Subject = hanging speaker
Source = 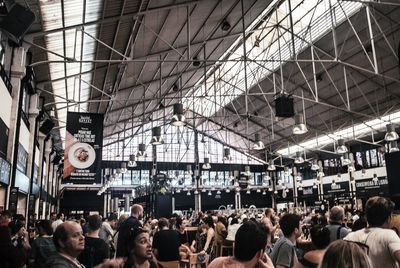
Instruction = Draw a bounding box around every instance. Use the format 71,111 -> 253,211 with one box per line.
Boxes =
0,0 -> 15,16
39,118 -> 54,135
274,93 -> 294,118
0,3 -> 35,45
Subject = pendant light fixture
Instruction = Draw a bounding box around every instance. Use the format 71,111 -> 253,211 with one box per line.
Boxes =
170,103 -> 186,126
311,159 -> 319,171
385,124 -> 399,141
171,81 -> 185,127
128,154 -> 137,167
202,157 -> 211,170
292,114 -> 308,135
361,168 -> 366,177
294,151 -> 305,164
185,165 -> 193,176
317,167 -> 324,178
267,159 -> 276,171
120,162 -> 127,174
284,166 -> 290,176
137,143 -> 147,158
389,140 -> 399,153
253,133 -> 265,150
336,138 -> 348,154
372,173 -> 379,183
244,165 -> 251,176
150,126 -> 164,145
223,148 -> 232,161
342,153 -> 351,166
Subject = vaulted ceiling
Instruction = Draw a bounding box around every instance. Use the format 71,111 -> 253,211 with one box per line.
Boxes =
26,0 -> 400,164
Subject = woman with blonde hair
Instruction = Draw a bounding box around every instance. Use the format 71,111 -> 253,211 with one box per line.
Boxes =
319,240 -> 372,268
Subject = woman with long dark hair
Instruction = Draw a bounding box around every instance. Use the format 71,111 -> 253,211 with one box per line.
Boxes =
123,227 -> 156,268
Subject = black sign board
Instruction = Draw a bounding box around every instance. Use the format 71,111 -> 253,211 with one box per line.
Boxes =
323,181 -> 350,199
9,187 -> 18,214
355,177 -> 389,197
276,189 -> 294,202
0,157 -> 10,185
38,199 -> 43,219
238,175 -> 249,189
28,194 -> 35,214
297,186 -> 318,202
64,112 -> 104,184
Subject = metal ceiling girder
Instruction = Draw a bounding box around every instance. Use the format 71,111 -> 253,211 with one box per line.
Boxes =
99,0 -> 141,116
27,0 -> 201,38
106,2 -> 255,134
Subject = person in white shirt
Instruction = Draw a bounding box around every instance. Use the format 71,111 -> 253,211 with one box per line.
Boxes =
344,196 -> 400,268
226,217 -> 241,242
51,213 -> 64,232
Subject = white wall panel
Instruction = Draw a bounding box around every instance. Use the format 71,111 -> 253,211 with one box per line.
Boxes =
0,79 -> 12,128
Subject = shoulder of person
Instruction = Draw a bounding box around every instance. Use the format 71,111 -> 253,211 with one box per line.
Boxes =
208,256 -> 230,268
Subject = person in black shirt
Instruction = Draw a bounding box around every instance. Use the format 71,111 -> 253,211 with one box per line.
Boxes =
78,215 -> 110,268
29,220 -> 57,268
0,226 -> 26,268
152,218 -> 180,262
176,217 -> 188,245
116,204 -> 143,258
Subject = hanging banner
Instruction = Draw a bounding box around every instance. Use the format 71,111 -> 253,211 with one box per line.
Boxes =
63,112 -> 103,184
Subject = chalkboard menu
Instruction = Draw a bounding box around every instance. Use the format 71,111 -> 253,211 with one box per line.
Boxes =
0,157 -> 10,185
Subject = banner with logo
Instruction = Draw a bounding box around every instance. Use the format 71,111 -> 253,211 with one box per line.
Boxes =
323,181 -> 350,199
355,177 -> 389,197
63,112 -> 103,184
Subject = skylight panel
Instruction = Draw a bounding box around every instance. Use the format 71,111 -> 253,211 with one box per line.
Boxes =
184,0 -> 361,118
39,0 -> 102,145
277,110 -> 400,156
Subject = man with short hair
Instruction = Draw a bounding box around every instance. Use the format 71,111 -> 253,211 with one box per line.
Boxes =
78,215 -> 110,268
46,221 -> 123,268
208,221 -> 273,268
345,196 -> 400,268
46,221 -> 86,267
270,213 -> 302,268
115,204 -> 143,257
326,206 -> 350,243
152,218 -> 180,262
52,213 -> 65,232
0,210 -> 12,227
99,213 -> 117,253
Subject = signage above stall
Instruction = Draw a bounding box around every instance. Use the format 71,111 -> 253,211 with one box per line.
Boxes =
323,181 -> 350,199
238,175 -> 249,189
297,186 -> 318,201
355,177 -> 389,197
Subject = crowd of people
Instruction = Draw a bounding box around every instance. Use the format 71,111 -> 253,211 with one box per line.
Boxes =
1,195 -> 400,268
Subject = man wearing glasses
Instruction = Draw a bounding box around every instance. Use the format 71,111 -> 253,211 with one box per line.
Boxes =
344,196 -> 400,268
